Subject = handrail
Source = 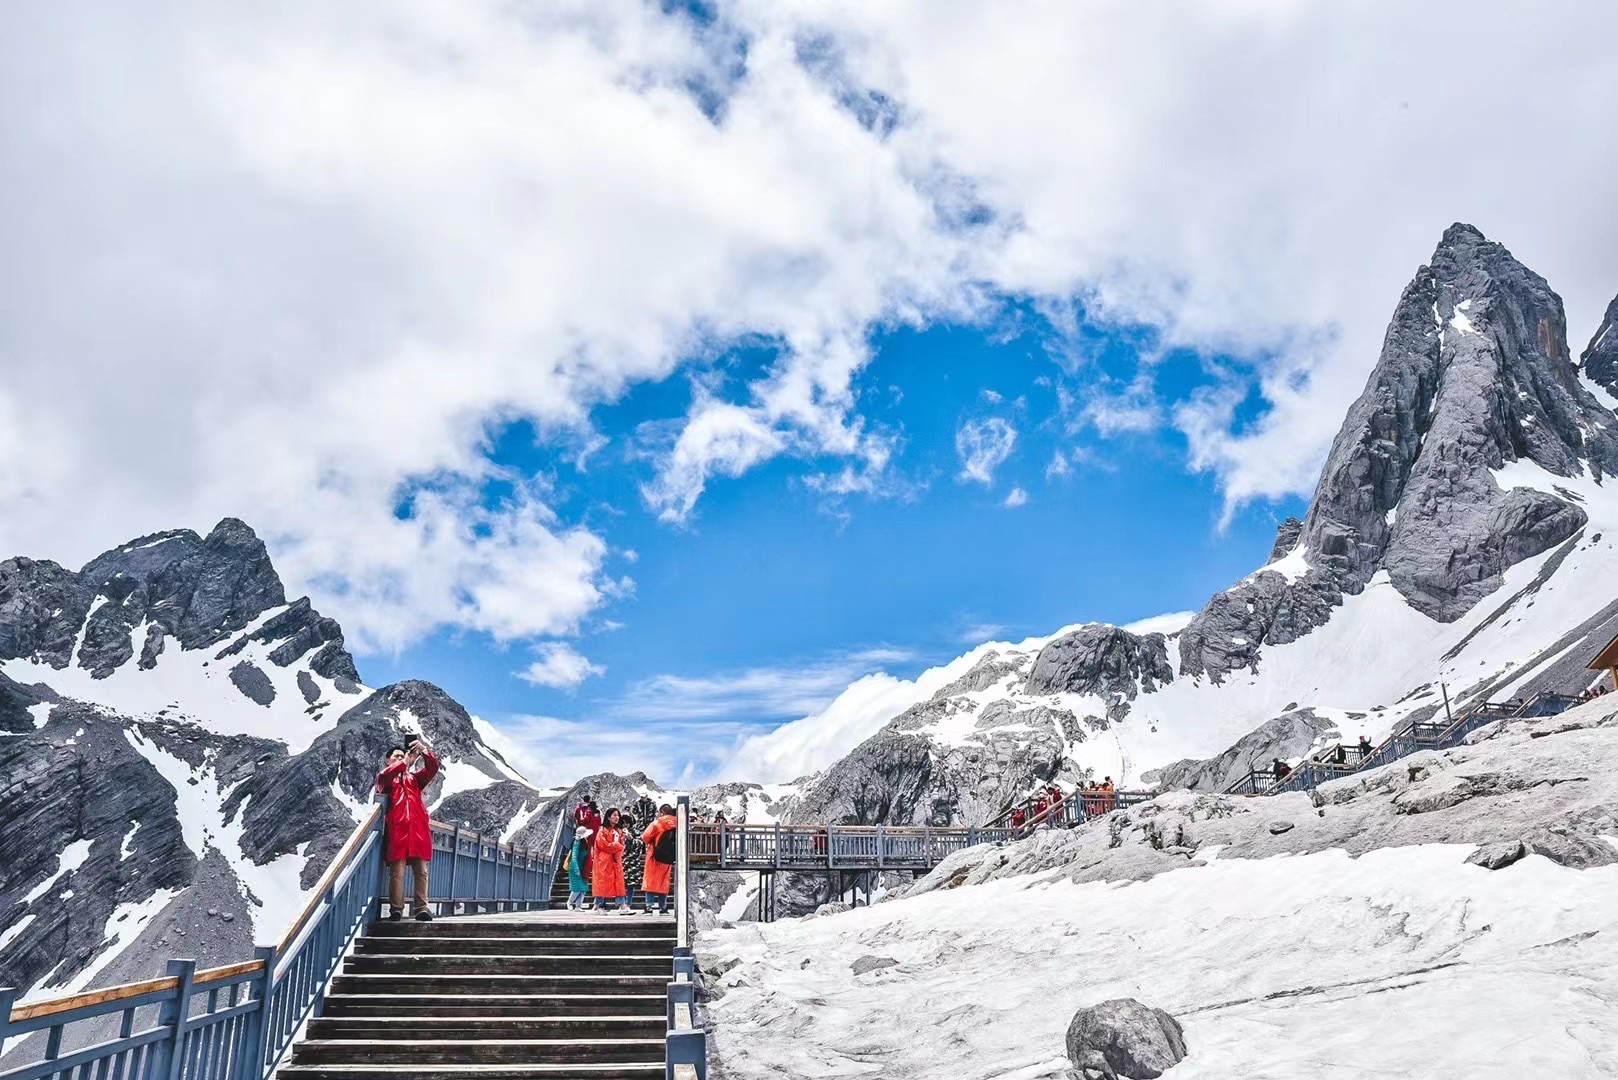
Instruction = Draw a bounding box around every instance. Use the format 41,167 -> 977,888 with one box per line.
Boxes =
666,794 -> 705,1080
4,772 -> 568,1080
278,803 -> 384,952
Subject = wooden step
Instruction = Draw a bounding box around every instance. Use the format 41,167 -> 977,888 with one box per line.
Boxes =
355,936 -> 674,957
307,1017 -> 664,1041
291,1038 -> 665,1065
331,974 -> 671,995
343,955 -> 670,976
366,921 -> 673,940
321,994 -> 666,1018
278,1065 -> 662,1079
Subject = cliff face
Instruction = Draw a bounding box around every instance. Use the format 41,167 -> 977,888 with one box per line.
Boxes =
0,521 -> 542,1003
784,225 -> 1618,864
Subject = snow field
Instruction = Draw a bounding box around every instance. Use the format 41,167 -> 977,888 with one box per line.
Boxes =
702,844 -> 1618,1079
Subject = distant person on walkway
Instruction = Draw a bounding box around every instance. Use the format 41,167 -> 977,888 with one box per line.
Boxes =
1357,735 -> 1373,759
1010,807 -> 1026,829
566,826 -> 592,910
592,808 -> 630,912
1331,745 -> 1347,765
1099,777 -> 1116,812
641,804 -> 679,914
375,738 -> 439,922
714,809 -> 729,825
635,793 -> 657,823
1272,758 -> 1291,780
1033,794 -> 1050,825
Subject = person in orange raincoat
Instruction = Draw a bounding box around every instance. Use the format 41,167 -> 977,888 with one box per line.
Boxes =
640,805 -> 679,915
591,808 -> 629,912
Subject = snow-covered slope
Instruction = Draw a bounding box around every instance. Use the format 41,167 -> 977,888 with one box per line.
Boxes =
0,520 -> 554,1004
783,225 -> 1618,836
700,699 -> 1618,1078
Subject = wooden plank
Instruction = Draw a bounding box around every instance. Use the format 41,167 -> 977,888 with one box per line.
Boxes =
280,803 -> 382,951
9,975 -> 180,1023
193,959 -> 265,986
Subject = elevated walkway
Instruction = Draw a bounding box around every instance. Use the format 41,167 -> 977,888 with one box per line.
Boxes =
1223,691 -> 1582,797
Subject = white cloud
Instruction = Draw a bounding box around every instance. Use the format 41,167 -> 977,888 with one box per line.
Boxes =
1045,450 -> 1072,480
956,417 -> 1018,485
517,642 -> 606,690
612,647 -> 915,722
6,0 -> 1618,658
1121,610 -> 1197,637
1004,486 -> 1029,508
958,621 -> 1009,643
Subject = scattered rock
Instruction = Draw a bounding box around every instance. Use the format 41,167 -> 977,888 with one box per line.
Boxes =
1065,998 -> 1187,1079
850,955 -> 899,976
1466,840 -> 1528,870
1268,821 -> 1295,835
809,902 -> 851,919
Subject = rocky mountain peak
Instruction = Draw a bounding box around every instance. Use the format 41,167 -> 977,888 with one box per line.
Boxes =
1580,293 -> 1618,400
1299,222 -> 1616,620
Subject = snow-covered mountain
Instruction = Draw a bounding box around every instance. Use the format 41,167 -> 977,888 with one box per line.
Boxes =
786,224 -> 1618,830
699,698 -> 1618,1078
0,520 -> 556,1004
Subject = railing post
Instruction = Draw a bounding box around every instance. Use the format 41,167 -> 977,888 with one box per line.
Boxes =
875,825 -> 885,869
473,831 -> 485,913
445,824 -> 461,916
675,796 -> 691,949
827,826 -> 837,870
154,958 -> 196,1080
772,822 -> 781,870
0,987 -> 16,1059
506,844 -> 516,911
240,944 -> 276,1080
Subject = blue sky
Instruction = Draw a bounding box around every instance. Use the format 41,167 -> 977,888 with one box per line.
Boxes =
362,305 -> 1307,783
5,3 -> 1615,789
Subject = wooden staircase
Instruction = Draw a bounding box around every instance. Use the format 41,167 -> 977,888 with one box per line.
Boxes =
277,914 -> 674,1078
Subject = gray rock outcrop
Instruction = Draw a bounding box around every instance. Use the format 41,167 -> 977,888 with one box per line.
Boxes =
1025,626 -> 1174,702
1578,293 -> 1618,400
1144,707 -> 1341,792
1178,225 -> 1618,683
1065,998 -> 1187,1079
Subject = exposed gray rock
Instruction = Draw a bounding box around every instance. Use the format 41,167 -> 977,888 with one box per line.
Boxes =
0,557 -> 94,668
296,670 -> 321,705
932,651 -> 1025,698
1178,225 -> 1618,684
1025,625 -> 1173,701
137,624 -> 166,670
1579,292 -> 1618,400
1144,706 -> 1340,792
809,902 -> 851,919
1268,516 -> 1304,562
1302,224 -> 1616,620
1466,840 -> 1528,869
1268,820 -> 1295,835
1065,998 -> 1187,1079
850,955 -> 899,975
228,661 -> 276,707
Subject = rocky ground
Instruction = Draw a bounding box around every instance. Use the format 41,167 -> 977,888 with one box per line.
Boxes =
696,697 -> 1618,1079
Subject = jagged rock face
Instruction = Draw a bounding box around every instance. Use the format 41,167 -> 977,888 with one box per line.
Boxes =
0,558 -> 95,669
0,705 -> 197,997
1176,569 -> 1342,683
1177,225 -> 1618,684
1142,707 -> 1340,792
0,520 -> 542,1002
1581,294 -> 1618,399
1303,224 -> 1616,619
81,520 -> 288,651
1267,517 -> 1304,563
1024,627 -> 1173,702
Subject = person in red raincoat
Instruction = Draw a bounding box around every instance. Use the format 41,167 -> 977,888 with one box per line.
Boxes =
573,796 -> 601,879
640,805 -> 678,915
375,738 -> 440,921
591,808 -> 628,912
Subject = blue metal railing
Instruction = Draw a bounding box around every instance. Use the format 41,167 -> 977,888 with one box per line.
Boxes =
666,795 -> 706,1080
1221,690 -> 1582,798
688,823 -> 1025,870
1,798 -> 566,1080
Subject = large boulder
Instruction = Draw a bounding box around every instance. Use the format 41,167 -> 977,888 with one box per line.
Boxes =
1065,998 -> 1187,1079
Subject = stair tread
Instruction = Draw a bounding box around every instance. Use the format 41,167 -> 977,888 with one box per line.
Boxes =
298,1039 -> 666,1046
279,1067 -> 663,1075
